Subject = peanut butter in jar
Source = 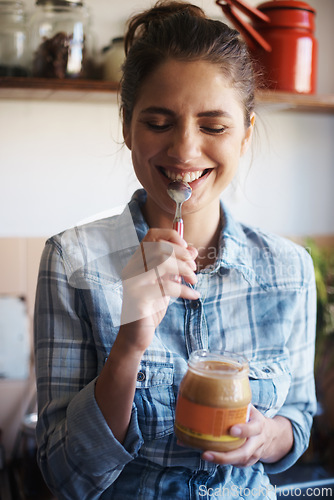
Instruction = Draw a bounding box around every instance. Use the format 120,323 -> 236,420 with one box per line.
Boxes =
175,350 -> 251,452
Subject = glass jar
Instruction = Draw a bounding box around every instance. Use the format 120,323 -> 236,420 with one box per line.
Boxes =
28,0 -> 94,78
0,0 -> 28,76
102,36 -> 125,82
175,350 -> 252,452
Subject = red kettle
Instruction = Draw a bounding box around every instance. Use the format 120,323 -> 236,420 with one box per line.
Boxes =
216,0 -> 318,94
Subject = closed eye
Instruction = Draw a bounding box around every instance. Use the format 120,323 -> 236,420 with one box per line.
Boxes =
201,126 -> 225,135
145,122 -> 172,132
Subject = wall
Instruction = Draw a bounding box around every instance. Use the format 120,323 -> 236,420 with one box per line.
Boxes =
0,0 -> 334,459
0,0 -> 333,238
0,238 -> 45,459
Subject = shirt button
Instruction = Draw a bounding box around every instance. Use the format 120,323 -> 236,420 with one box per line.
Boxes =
191,300 -> 200,309
262,367 -> 271,373
137,371 -> 146,382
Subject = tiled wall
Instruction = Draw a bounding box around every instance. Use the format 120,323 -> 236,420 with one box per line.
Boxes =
0,237 -> 46,459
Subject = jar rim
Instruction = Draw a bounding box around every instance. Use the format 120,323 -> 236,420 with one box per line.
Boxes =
188,349 -> 249,377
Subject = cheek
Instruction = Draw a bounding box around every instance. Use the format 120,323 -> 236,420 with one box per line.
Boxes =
131,140 -> 148,169
131,150 -> 144,179
132,134 -> 160,161
217,141 -> 242,169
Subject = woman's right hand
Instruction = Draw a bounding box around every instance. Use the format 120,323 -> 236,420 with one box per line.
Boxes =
96,228 -> 199,442
119,228 -> 200,353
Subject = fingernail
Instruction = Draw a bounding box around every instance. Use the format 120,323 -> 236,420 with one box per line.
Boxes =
203,453 -> 215,462
187,246 -> 198,258
189,260 -> 197,271
230,426 -> 241,437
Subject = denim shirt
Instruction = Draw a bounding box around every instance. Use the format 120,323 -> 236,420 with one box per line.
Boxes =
34,189 -> 317,500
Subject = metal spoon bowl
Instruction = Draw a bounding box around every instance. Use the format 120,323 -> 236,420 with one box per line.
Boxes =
167,180 -> 192,206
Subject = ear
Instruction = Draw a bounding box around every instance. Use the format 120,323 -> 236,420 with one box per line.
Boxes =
241,112 -> 255,156
122,117 -> 132,150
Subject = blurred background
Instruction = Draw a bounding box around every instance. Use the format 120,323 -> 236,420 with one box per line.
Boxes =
0,0 -> 333,498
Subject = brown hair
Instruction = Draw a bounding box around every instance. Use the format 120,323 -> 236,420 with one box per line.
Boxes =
121,1 -> 256,127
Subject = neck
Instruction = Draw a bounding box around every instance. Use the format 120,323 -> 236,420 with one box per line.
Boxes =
183,210 -> 222,270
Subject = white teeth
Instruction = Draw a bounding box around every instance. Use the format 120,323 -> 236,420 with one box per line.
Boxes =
163,169 -> 204,182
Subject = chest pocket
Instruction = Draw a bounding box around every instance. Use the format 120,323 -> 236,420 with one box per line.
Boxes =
249,357 -> 291,418
134,360 -> 175,441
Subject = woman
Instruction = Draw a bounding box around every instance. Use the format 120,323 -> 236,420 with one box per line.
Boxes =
34,2 -> 317,499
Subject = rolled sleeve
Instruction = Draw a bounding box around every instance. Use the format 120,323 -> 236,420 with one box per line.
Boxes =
66,378 -> 143,474
34,239 -> 144,499
263,405 -> 314,474
37,379 -> 143,500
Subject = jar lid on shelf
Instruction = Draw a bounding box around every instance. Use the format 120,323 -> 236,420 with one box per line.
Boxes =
35,0 -> 83,6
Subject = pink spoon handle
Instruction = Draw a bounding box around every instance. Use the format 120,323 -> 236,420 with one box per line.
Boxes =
173,219 -> 184,238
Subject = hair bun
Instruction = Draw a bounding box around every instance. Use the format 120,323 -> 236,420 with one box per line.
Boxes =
125,1 -> 205,54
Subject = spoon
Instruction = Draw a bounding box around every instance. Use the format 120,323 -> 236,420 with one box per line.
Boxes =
167,180 -> 192,238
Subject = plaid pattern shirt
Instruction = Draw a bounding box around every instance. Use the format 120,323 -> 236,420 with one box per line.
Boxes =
34,189 -> 317,500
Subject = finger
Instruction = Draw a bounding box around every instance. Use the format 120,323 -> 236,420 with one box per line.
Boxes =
159,275 -> 200,300
123,269 -> 199,302
229,406 -> 263,439
143,229 -> 199,267
143,228 -> 188,247
201,446 -> 246,466
229,420 -> 262,440
167,261 -> 197,285
141,241 -> 197,275
186,245 -> 198,260
201,439 -> 261,467
142,245 -> 198,285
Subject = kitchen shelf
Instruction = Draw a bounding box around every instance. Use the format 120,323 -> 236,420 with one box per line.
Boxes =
0,77 -> 119,102
257,90 -> 334,113
1,76 -> 334,112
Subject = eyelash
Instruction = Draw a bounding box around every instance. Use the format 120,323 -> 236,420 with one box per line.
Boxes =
202,126 -> 225,135
145,122 -> 225,135
146,123 -> 170,131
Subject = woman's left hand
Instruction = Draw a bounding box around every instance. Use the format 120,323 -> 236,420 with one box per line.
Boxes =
201,405 -> 293,467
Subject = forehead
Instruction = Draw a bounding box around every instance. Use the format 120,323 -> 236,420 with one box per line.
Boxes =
134,59 -> 244,118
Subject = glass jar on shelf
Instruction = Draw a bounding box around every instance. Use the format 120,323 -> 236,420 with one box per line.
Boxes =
28,0 -> 95,79
102,36 -> 125,82
0,0 -> 28,76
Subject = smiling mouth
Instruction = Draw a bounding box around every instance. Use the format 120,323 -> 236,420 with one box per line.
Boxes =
160,167 -> 211,183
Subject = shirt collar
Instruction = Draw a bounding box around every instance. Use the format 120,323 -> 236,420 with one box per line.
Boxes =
127,189 -> 257,285
217,203 -> 257,285
128,189 -> 150,242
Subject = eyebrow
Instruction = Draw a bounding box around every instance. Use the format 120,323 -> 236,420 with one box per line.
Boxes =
140,106 -> 232,119
198,110 -> 232,119
140,107 -> 175,117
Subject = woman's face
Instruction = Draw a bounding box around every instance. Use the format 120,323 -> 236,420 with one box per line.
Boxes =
123,59 -> 254,222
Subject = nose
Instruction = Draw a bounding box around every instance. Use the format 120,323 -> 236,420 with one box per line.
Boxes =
167,125 -> 201,163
